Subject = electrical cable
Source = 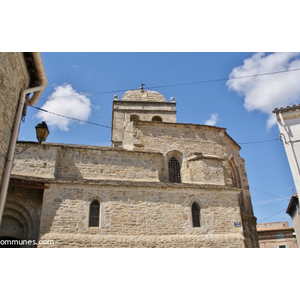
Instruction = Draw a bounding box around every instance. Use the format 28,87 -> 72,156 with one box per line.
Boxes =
257,209 -> 287,223
239,138 -> 280,145
32,107 -> 111,129
30,106 -> 280,145
251,187 -> 290,201
37,67 -> 300,100
252,187 -> 292,223
27,107 -> 292,224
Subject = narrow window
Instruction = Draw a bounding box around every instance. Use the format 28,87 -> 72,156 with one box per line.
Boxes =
89,200 -> 100,227
152,116 -> 162,122
168,157 -> 181,183
192,202 -> 201,227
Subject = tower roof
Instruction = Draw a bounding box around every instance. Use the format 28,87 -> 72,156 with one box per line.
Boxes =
121,89 -> 167,102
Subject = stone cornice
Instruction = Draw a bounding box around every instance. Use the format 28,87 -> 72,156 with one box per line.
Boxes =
10,174 -> 241,192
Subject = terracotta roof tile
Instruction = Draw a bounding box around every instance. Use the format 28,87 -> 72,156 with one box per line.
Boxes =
257,227 -> 294,232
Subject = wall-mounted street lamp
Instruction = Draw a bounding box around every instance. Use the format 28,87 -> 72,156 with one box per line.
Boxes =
35,121 -> 49,144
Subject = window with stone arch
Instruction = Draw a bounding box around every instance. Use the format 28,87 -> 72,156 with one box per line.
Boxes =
89,200 -> 100,227
152,116 -> 162,122
168,157 -> 181,183
191,202 -> 201,227
130,114 -> 140,123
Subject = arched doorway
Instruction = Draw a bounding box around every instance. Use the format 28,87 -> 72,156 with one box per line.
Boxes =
0,215 -> 25,248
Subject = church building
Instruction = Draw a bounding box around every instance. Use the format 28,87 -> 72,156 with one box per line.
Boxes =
0,86 -> 259,247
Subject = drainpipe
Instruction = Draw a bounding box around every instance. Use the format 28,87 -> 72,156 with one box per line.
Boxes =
26,53 -> 47,106
0,53 -> 47,226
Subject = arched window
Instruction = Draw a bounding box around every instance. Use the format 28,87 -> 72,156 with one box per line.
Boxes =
130,114 -> 140,123
192,202 -> 200,227
152,116 -> 162,122
89,200 -> 100,227
168,157 -> 181,183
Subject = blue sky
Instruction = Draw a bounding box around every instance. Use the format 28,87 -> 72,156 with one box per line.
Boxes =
19,52 -> 300,226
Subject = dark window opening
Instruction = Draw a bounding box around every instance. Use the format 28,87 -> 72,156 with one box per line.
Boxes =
130,115 -> 140,123
89,200 -> 100,227
152,116 -> 162,122
168,157 -> 181,183
192,202 -> 201,227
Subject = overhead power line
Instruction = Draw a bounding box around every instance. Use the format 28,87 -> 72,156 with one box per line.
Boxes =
257,209 -> 287,223
148,67 -> 300,90
32,107 -> 111,129
239,138 -> 280,145
30,106 -> 280,145
38,67 -> 300,100
251,187 -> 290,201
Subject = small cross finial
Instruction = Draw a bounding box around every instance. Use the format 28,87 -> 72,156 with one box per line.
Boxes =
140,83 -> 145,91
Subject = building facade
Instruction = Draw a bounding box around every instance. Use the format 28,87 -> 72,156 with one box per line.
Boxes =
273,105 -> 300,246
1,88 -> 259,247
0,52 -> 47,229
286,194 -> 300,246
257,222 -> 298,248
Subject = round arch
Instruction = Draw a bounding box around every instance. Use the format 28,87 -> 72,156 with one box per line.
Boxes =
152,116 -> 162,122
130,114 -> 140,123
187,198 -> 204,228
164,150 -> 183,183
87,197 -> 102,228
0,198 -> 41,244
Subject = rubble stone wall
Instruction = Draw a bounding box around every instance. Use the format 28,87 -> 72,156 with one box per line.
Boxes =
38,181 -> 245,248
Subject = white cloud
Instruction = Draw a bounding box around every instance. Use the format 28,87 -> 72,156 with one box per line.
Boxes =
36,84 -> 91,131
227,52 -> 300,129
205,113 -> 219,126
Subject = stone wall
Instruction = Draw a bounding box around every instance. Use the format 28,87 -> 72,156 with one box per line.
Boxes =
12,142 -> 165,182
123,121 -> 241,186
112,99 -> 177,146
13,143 -> 58,179
123,120 -> 258,246
12,141 -> 234,186
38,181 -> 245,248
10,127 -> 259,247
7,91 -> 260,247
0,53 -> 29,187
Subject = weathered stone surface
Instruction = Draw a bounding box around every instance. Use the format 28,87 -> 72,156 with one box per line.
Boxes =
112,90 -> 177,146
0,53 -> 29,186
5,87 -> 259,248
38,233 -> 245,248
38,182 -> 243,238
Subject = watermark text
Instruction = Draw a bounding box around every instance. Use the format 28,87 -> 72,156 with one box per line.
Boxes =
0,239 -> 54,247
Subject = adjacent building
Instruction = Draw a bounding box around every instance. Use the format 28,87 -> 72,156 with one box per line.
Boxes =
257,221 -> 298,248
0,52 -> 47,228
286,194 -> 300,244
273,105 -> 300,246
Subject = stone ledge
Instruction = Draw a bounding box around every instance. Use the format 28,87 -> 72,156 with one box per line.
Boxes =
16,141 -> 162,154
10,174 -> 241,192
38,232 -> 245,248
